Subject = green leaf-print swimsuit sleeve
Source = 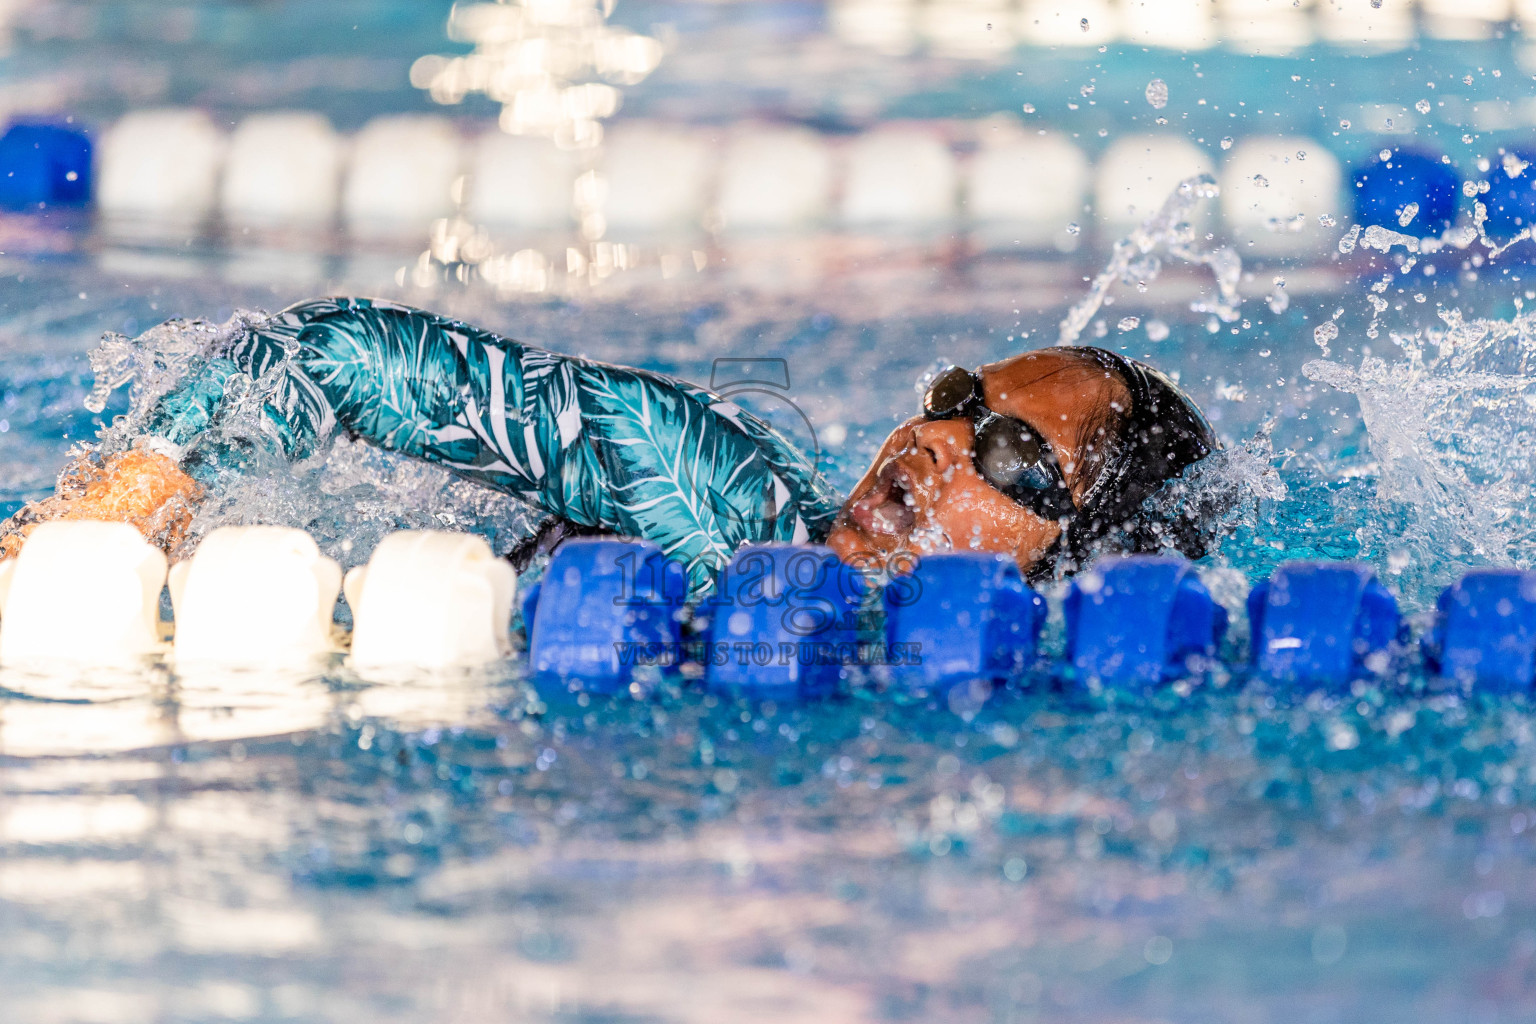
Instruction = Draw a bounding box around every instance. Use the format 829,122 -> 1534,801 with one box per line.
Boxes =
147,297 -> 842,594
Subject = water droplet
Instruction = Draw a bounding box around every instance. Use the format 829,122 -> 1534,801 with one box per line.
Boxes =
1080,83 -> 1095,97
1117,316 -> 1141,332
1464,74 -> 1475,85
1253,174 -> 1270,188
1080,16 -> 1089,30
1267,276 -> 1289,314
1145,935 -> 1174,964
1066,222 -> 1080,235
1145,79 -> 1168,109
1022,103 -> 1036,114
1319,213 -> 1336,227
1220,136 -> 1234,150
1339,119 -> 1351,130
1379,148 -> 1393,162
1397,202 -> 1419,228
1416,98 -> 1431,114
1370,0 -> 1383,7
1314,320 -> 1339,355
1146,319 -> 1170,342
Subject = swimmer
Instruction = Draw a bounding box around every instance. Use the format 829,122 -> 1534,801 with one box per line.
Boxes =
0,298 -> 1216,593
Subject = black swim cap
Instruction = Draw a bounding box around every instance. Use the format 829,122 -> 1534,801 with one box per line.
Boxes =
1046,347 -> 1218,574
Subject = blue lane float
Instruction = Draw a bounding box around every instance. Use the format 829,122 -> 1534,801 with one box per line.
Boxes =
1350,146 -> 1459,234
1482,148 -> 1536,239
1426,568 -> 1536,690
524,538 -> 688,694
697,544 -> 866,698
1064,556 -> 1227,687
0,121 -> 92,211
882,552 -> 1044,690
1249,562 -> 1401,687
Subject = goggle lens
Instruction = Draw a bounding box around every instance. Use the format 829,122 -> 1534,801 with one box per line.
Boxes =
921,365 -> 1076,520
922,365 -> 980,420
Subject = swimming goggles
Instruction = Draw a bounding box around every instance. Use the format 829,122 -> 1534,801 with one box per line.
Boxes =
921,365 -> 1077,521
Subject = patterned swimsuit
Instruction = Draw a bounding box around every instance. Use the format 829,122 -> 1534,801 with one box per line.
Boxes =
144,297 -> 842,594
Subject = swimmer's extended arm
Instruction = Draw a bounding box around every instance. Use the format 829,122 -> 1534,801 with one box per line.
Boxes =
140,298 -> 840,591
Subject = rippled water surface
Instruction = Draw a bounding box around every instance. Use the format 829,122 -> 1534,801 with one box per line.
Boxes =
10,2 -> 1536,1010
0,239 -> 1535,1022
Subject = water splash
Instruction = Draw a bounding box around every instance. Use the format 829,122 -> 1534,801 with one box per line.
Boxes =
1304,306 -> 1536,595
1145,425 -> 1287,563
1057,175 -> 1240,347
85,315 -> 540,568
1313,319 -> 1338,356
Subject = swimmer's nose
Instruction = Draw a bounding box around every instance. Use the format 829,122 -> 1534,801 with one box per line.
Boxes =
910,419 -> 971,475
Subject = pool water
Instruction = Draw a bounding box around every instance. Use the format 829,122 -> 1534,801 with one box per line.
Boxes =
0,240 -> 1530,1022
8,2 -> 1536,1021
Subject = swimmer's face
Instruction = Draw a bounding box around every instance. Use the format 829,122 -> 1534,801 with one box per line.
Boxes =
827,349 -> 1129,575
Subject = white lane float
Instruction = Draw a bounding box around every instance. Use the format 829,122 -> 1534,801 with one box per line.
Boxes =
598,122 -> 714,236
1219,0 -> 1317,55
1016,0 -> 1117,45
1420,0 -> 1509,40
465,132 -> 578,235
967,128 -> 1090,251
344,531 -> 515,670
1094,135 -> 1216,239
839,127 -> 957,231
1120,0 -> 1217,48
1219,136 -> 1343,257
920,0 -> 1015,57
221,112 -> 347,231
1317,0 -> 1414,51
0,521 -> 167,667
96,108 -> 227,237
716,126 -> 834,234
168,526 -> 342,667
342,115 -> 462,240
828,0 -> 919,55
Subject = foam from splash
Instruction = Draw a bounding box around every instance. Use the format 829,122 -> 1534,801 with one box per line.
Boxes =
84,313 -> 541,568
1303,305 -> 1536,592
1141,424 -> 1287,561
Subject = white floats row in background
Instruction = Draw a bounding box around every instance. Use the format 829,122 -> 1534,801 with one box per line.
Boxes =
0,522 -> 515,671
95,108 -> 1343,256
834,0 -> 1536,59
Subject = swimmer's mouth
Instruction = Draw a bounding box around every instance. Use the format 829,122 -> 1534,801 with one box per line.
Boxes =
848,461 -> 917,537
